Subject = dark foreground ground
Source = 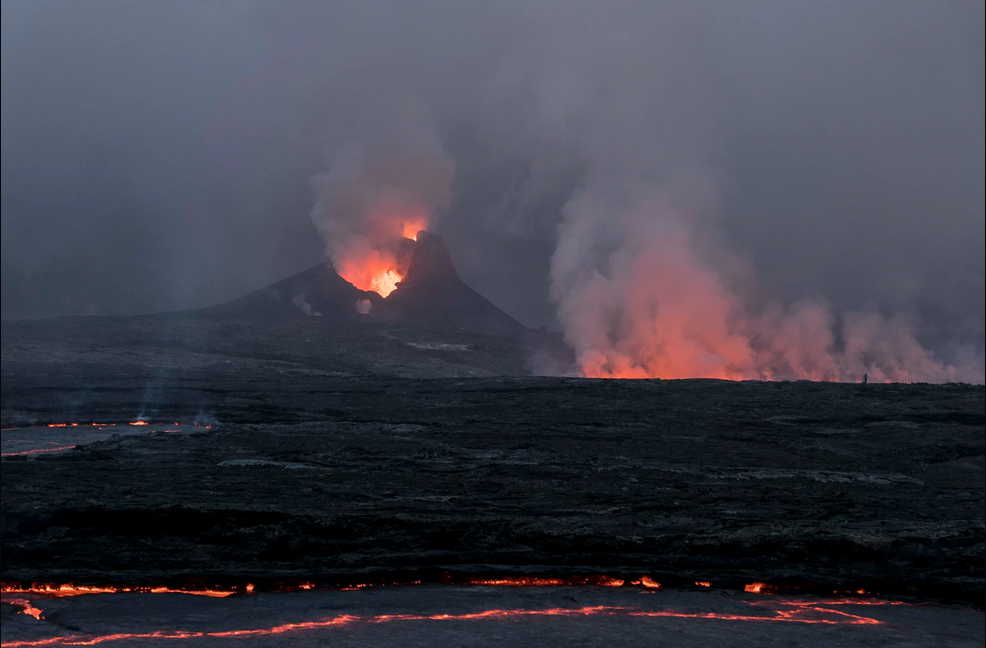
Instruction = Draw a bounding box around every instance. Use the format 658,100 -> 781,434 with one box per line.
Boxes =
3,586 -> 983,648
2,373 -> 983,604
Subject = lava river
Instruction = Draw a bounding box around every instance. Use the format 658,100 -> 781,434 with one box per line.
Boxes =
3,583 -> 981,648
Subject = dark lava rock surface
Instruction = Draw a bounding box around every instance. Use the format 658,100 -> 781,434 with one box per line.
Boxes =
2,377 -> 983,602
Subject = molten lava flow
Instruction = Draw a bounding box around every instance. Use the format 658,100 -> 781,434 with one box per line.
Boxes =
336,250 -> 407,298
467,578 -> 567,587
1,584 -> 235,598
370,269 -> 403,297
597,577 -> 625,587
5,599 -> 43,620
1,445 -> 77,457
0,599 -> 900,646
464,575 -> 630,588
695,581 -> 711,588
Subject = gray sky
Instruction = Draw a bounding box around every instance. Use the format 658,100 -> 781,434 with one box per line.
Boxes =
2,0 -> 983,367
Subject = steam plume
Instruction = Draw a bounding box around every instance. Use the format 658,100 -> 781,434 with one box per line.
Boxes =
551,184 -> 978,382
310,102 -> 453,296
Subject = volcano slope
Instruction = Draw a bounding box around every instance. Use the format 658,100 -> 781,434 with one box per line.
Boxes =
1,374 -> 983,602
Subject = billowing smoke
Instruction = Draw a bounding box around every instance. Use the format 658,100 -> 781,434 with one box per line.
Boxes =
3,1 -> 982,382
534,3 -> 983,383
552,185 -> 976,381
309,102 -> 453,296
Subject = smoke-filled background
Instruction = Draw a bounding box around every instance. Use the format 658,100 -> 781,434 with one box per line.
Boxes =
2,1 -> 983,381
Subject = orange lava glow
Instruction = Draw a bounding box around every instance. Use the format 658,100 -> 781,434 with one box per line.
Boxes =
632,577 -> 661,589
5,599 -> 43,620
34,422 -> 211,430
333,206 -> 429,298
628,601 -> 882,626
467,578 -> 568,587
0,599 -> 897,647
695,581 -> 712,588
336,250 -> 408,298
1,445 -> 77,457
597,577 -> 626,587
464,575 -> 633,588
1,585 -> 234,598
744,582 -> 775,594
401,215 -> 428,241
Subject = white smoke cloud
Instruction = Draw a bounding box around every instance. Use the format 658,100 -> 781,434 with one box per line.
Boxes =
551,183 -> 980,382
309,100 -> 453,294
522,3 -> 984,383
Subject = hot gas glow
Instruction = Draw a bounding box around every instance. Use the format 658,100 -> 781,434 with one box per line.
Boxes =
401,215 -> 427,241
332,206 -> 429,298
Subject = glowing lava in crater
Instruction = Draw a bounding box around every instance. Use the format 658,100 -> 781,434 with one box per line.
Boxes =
334,214 -> 428,298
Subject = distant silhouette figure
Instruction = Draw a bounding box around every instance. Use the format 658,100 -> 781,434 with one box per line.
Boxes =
863,372 -> 868,384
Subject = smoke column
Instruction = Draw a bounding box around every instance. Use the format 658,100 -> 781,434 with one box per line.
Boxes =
309,101 -> 453,296
534,4 -> 981,383
552,185 -> 975,381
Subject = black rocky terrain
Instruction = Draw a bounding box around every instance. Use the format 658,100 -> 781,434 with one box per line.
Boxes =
1,234 -> 983,606
2,376 -> 983,603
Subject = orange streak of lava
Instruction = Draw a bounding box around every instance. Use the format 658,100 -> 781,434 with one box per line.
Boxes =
2,585 -> 234,598
0,601 -> 892,647
1,445 -> 77,457
467,578 -> 568,587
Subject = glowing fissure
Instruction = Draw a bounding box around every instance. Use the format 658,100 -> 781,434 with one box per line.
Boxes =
0,579 -> 869,601
0,599 -> 901,646
2,445 -> 77,457
37,422 -> 211,430
2,585 -> 237,598
1,422 -> 212,458
465,576 -> 630,588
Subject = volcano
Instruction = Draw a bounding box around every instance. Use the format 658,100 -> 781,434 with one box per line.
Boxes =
208,232 -> 525,337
